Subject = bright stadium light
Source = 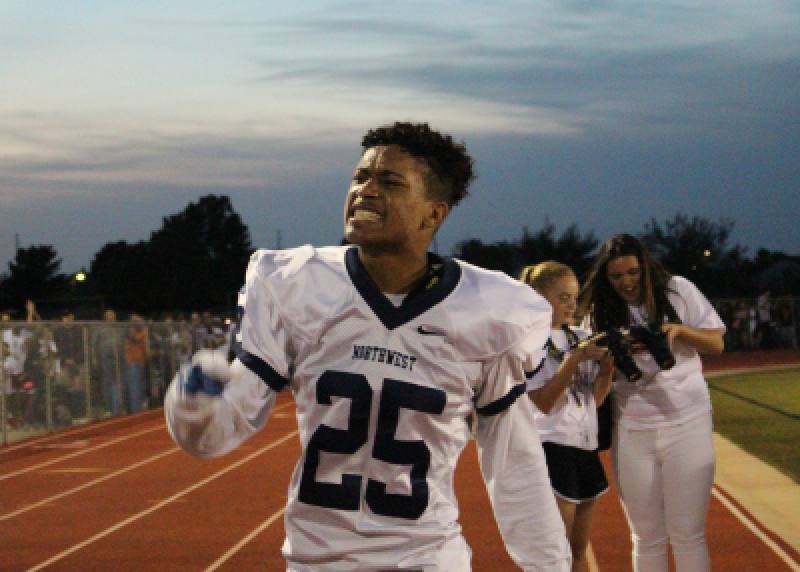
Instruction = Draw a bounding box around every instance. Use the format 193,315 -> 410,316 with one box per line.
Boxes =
74,271 -> 87,282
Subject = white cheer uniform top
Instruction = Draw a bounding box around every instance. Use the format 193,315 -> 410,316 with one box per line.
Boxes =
165,245 -> 571,572
526,326 -> 601,450
613,275 -> 726,429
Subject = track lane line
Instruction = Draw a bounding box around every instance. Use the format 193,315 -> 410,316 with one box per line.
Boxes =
0,447 -> 179,521
0,410 -> 163,455
205,508 -> 286,571
587,542 -> 599,572
2,401 -> 296,481
26,429 -> 299,571
0,423 -> 166,481
711,485 -> 800,572
3,402 -> 298,520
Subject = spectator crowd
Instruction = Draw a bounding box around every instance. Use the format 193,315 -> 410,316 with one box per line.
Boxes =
0,293 -> 796,442
715,290 -> 799,351
1,302 -> 233,437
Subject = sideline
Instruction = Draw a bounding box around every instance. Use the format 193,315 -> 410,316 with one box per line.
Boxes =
713,433 -> 800,560
706,363 -> 800,378
708,360 -> 800,565
709,382 -> 798,419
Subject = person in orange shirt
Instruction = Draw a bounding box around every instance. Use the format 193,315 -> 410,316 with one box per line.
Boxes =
124,313 -> 149,413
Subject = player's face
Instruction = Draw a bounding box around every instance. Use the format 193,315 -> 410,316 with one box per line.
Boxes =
542,275 -> 579,328
344,145 -> 446,253
606,255 -> 643,305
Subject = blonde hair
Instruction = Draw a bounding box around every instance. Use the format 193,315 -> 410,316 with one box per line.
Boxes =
519,261 -> 576,296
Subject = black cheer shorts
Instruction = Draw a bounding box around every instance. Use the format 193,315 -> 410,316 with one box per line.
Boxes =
542,441 -> 609,503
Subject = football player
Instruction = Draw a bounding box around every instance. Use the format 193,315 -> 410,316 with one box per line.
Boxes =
165,121 -> 571,571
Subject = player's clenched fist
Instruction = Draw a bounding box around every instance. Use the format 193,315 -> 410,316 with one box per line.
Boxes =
182,349 -> 231,396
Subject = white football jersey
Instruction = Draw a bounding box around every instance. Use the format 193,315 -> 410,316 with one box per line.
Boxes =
526,327 -> 601,450
166,245 -> 571,571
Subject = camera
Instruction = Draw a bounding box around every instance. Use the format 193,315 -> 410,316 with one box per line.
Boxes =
596,328 -> 642,382
628,322 -> 676,371
596,322 -> 675,382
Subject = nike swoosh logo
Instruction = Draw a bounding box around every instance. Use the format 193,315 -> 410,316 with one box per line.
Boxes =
417,326 -> 446,336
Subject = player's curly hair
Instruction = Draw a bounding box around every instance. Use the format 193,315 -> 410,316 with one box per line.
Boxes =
361,121 -> 475,208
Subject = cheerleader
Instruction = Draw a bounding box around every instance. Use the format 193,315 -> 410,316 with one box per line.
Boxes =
521,262 -> 614,572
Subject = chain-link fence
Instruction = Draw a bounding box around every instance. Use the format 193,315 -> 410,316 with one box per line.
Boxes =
2,296 -> 797,446
0,319 -> 227,445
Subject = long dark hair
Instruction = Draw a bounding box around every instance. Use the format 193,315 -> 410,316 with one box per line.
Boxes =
578,234 -> 673,331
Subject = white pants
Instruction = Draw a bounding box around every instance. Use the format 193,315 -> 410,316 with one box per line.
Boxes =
612,412 -> 715,572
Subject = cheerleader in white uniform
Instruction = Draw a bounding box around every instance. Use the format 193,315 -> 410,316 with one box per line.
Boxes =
578,234 -> 725,572
521,262 -> 614,572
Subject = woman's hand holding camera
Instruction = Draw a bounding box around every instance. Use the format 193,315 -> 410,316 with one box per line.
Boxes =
571,337 -> 610,363
660,322 -> 725,355
660,323 -> 686,350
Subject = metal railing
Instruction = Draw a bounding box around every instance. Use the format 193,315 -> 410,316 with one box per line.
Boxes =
2,296 -> 797,445
1,320 -> 226,445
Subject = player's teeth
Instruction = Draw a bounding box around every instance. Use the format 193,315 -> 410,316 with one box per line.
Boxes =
353,210 -> 381,221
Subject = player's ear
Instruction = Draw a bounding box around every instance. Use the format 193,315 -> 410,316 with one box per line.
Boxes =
423,201 -> 449,232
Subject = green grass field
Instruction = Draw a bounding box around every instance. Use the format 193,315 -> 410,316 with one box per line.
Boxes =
709,367 -> 800,483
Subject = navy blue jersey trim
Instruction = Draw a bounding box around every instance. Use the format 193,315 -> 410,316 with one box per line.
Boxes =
476,382 -> 527,417
227,304 -> 245,363
345,247 -> 462,331
525,356 -> 546,379
236,349 -> 289,392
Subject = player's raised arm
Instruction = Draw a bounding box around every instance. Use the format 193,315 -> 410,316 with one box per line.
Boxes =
475,381 -> 571,570
165,249 -> 292,458
474,300 -> 572,571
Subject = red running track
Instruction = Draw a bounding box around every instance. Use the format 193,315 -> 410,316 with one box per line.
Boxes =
1,356 -> 798,571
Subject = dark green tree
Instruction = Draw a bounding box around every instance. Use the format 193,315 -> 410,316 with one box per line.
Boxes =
517,223 -> 598,280
146,194 -> 252,312
452,238 -> 519,275
453,223 -> 598,280
0,271 -> 8,312
89,240 -> 150,312
0,245 -> 69,311
640,213 -> 750,296
88,195 -> 253,314
751,249 -> 800,296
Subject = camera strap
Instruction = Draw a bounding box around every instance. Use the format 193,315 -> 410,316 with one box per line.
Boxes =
546,325 -> 585,407
664,300 -> 681,324
546,325 -> 580,359
545,338 -> 564,361
544,325 -> 581,363
561,324 -> 581,347
656,292 -> 682,325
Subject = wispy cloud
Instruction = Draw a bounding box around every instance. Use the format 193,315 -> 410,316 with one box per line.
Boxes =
1,0 -> 799,270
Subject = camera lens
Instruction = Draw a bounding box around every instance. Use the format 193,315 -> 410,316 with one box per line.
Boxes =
630,324 -> 676,371
603,328 -> 642,382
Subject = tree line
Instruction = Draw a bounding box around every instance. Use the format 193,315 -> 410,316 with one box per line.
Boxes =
1,194 -> 798,318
